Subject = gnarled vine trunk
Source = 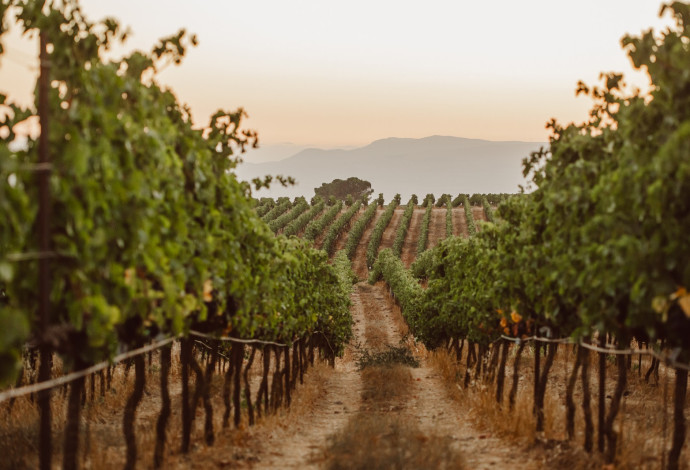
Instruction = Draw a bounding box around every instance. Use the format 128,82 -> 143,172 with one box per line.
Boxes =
123,353 -> 146,470
668,368 -> 688,470
581,346 -> 594,452
508,341 -> 525,410
604,352 -> 627,463
566,345 -> 584,439
154,344 -> 172,468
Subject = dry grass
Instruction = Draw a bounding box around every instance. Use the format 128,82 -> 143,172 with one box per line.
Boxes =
361,365 -> 413,404
325,338 -> 465,470
326,413 -> 464,470
0,346 -> 334,469
428,343 -> 690,470
164,360 -> 335,469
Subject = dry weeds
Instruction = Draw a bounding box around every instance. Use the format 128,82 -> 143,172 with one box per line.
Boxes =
0,346 -> 335,469
326,413 -> 464,470
428,343 -> 690,470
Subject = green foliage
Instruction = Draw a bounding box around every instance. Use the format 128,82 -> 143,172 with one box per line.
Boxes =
255,198 -> 276,217
345,194 -> 354,206
416,229 -> 503,349
0,2 -> 353,385
482,197 -> 495,223
268,198 -> 309,233
463,195 -> 477,236
314,177 -> 373,202
377,193 -> 385,207
345,202 -> 378,260
410,248 -> 436,280
416,203 -> 433,255
451,194 -> 467,207
318,250 -> 355,357
468,193 -> 483,205
282,200 -> 325,237
262,198 -> 292,222
403,3 -> 690,362
365,199 -> 398,268
462,193 -> 512,206
369,249 -> 424,335
392,196 -> 416,258
321,200 -> 362,256
421,194 -> 435,207
303,200 -> 343,242
435,194 -> 451,207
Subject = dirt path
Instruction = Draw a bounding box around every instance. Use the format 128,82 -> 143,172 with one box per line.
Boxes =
347,282 -> 535,470
245,278 -> 536,469
296,207 -> 326,238
170,210 -> 533,469
352,208 -> 383,279
333,207 -> 363,253
378,208 -> 403,252
427,207 -> 447,249
452,207 -> 469,238
313,208 -> 345,250
250,289 -> 367,469
400,208 -> 424,268
472,206 -> 487,223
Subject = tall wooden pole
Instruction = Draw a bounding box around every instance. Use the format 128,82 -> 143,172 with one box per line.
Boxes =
37,30 -> 53,470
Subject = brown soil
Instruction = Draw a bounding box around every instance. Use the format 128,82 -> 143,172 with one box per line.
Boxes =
472,206 -> 487,223
452,207 -> 469,238
472,206 -> 486,233
341,283 -> 535,470
296,206 -> 326,238
333,207 -> 362,253
12,201 -> 681,470
378,208 -> 403,252
313,208 -> 345,250
427,207 -> 447,249
400,208 -> 424,268
351,208 -> 383,279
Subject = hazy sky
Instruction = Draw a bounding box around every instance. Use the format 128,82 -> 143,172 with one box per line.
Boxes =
0,1 -> 673,153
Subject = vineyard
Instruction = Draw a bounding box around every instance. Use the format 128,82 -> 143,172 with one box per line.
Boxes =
2,1 -> 690,469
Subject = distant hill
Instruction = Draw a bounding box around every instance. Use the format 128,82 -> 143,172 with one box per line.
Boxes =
235,135 -> 546,200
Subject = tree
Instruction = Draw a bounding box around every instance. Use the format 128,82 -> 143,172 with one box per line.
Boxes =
314,177 -> 374,202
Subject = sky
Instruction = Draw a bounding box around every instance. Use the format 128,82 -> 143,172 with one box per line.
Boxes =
0,1 -> 674,160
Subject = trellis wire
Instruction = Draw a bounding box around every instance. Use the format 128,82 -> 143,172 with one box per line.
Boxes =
0,329 -> 308,403
499,335 -> 690,372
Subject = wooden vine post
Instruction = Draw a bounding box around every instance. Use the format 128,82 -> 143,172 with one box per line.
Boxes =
180,339 -> 192,453
37,29 -> 53,470
668,367 -> 688,470
581,345 -> 594,452
154,344 -> 172,468
123,354 -> 146,469
597,337 -> 606,453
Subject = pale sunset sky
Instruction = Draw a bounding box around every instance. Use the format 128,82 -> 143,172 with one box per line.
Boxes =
0,1 -> 673,159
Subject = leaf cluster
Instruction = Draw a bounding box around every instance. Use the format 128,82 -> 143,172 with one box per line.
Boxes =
365,199 -> 398,268
344,202 -> 378,260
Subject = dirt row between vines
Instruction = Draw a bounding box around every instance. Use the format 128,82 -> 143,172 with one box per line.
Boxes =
352,207 -> 383,279
244,278 -> 536,469
401,208 -> 424,268
237,207 -> 535,469
452,207 -> 469,237
378,207 -> 404,252
428,207 -> 449,248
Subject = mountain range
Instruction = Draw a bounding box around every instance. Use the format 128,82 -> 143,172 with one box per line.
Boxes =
235,135 -> 546,200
